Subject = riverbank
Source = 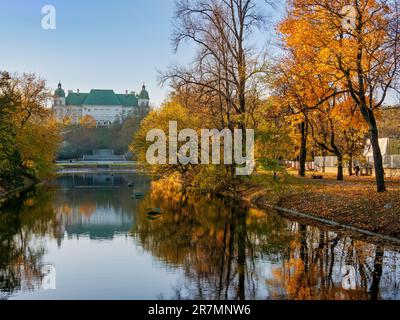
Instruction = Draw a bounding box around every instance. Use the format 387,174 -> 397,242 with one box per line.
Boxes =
241,171 -> 400,240
55,161 -> 136,174
0,180 -> 36,202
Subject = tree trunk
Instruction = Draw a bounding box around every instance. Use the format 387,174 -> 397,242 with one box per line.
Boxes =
369,119 -> 386,192
298,121 -> 307,177
370,245 -> 384,301
236,210 -> 247,300
337,153 -> 344,181
348,155 -> 353,176
322,151 -> 326,173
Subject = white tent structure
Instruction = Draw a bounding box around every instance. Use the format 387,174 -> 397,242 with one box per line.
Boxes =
364,138 -> 400,168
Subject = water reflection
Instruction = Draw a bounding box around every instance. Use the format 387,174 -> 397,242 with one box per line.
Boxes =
0,174 -> 399,300
52,174 -> 149,241
133,184 -> 400,300
0,188 -> 59,299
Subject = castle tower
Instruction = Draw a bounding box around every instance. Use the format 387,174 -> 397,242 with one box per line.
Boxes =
138,84 -> 150,108
54,82 -> 66,106
53,82 -> 66,121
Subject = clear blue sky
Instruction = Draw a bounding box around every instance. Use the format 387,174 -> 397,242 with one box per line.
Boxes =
0,0 -> 282,106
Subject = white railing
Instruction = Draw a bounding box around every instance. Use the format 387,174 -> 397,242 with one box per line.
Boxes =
284,160 -> 315,170
367,155 -> 400,168
314,156 -> 338,169
284,155 -> 400,171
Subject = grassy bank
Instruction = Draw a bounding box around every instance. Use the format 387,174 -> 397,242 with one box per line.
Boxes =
56,162 -> 136,168
241,171 -> 400,239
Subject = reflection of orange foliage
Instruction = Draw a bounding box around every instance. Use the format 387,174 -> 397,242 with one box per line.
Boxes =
266,234 -> 374,300
247,208 -> 267,225
216,230 -> 225,246
79,203 -> 96,218
151,174 -> 184,202
271,258 -> 310,299
23,198 -> 36,208
249,208 -> 265,219
54,203 -> 72,215
192,227 -> 205,241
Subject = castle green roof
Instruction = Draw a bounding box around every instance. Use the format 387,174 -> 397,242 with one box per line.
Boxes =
66,93 -> 89,105
117,94 -> 138,107
65,88 -> 146,107
83,90 -> 122,106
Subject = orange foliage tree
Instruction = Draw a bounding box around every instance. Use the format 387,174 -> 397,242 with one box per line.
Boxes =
277,0 -> 399,190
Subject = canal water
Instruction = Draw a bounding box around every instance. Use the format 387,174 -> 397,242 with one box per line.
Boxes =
0,173 -> 399,300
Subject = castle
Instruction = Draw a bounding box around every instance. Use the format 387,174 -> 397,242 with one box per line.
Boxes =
53,82 -> 150,126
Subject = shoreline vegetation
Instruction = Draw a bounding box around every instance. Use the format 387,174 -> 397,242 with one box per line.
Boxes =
0,180 -> 36,202
0,72 -> 61,194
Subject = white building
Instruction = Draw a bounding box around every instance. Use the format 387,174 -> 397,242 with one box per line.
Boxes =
364,137 -> 400,169
53,82 -> 150,125
363,138 -> 400,158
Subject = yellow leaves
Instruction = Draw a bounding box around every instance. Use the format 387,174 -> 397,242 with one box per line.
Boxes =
80,115 -> 96,129
0,72 -> 62,187
23,160 -> 36,168
280,0 -> 392,83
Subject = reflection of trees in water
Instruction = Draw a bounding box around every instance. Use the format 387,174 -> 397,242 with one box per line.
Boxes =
0,187 -> 60,299
53,174 -> 150,218
266,225 -> 399,300
133,184 -> 400,300
1,177 -> 399,300
132,185 -> 293,300
52,174 -> 150,240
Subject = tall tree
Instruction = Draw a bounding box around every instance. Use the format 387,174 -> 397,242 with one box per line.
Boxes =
161,0 -> 267,176
0,72 -> 60,190
280,0 -> 400,192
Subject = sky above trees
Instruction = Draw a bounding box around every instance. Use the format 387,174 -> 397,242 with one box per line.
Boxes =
0,0 -> 282,106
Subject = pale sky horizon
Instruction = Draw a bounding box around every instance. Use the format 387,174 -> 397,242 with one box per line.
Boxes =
0,0 -> 281,107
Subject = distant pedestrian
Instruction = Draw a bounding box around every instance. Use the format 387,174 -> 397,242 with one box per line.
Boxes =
355,165 -> 360,177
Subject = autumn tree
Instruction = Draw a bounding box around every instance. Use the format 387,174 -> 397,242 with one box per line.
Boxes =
280,0 -> 400,192
309,93 -> 369,180
0,72 -> 61,190
273,55 -> 343,177
273,61 -> 311,177
130,98 -> 203,182
160,0 -> 268,177
79,115 -> 97,129
0,72 -> 22,188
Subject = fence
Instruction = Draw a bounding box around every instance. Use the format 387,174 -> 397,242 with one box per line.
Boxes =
314,156 -> 338,169
284,160 -> 315,171
366,155 -> 400,169
83,149 -> 126,162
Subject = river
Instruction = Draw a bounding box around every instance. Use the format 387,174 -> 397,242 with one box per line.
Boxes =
0,173 -> 399,300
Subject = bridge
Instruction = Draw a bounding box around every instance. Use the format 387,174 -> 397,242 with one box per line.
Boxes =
56,150 -> 135,174
82,149 -> 126,162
